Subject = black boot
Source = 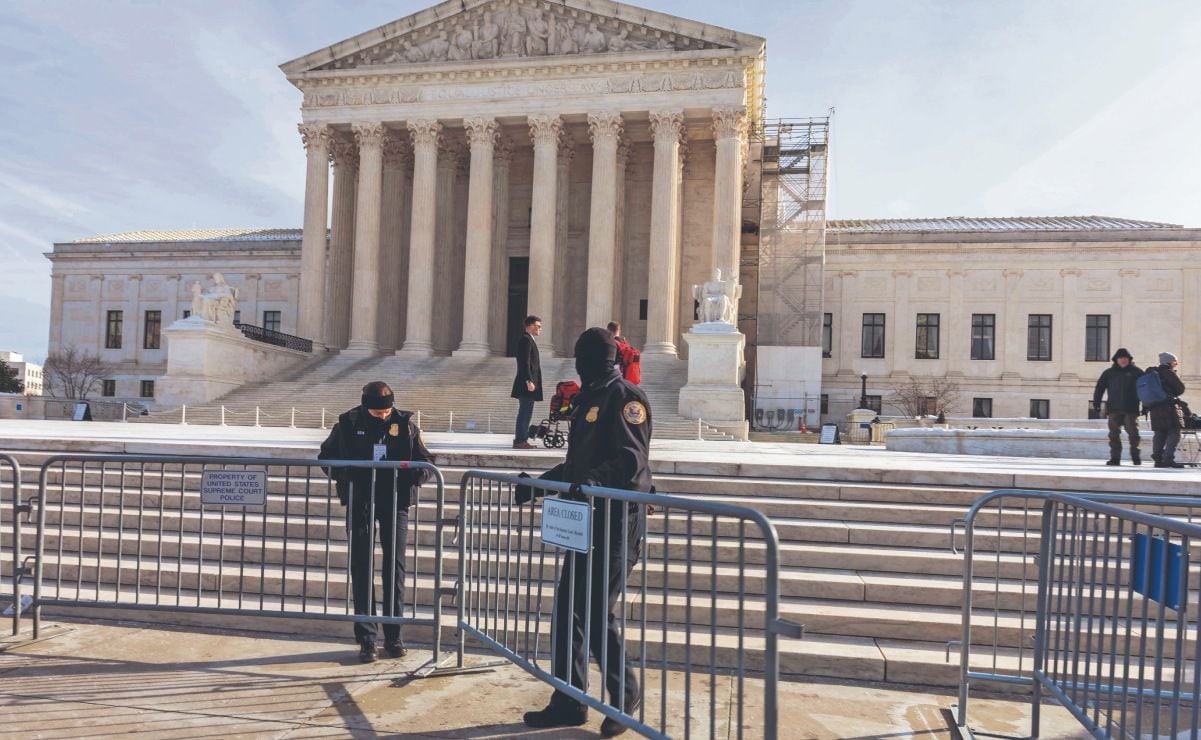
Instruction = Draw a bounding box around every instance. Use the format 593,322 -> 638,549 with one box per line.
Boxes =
358,640 -> 377,664
1131,450 -> 1142,466
384,639 -> 407,658
523,700 -> 587,729
1106,458 -> 1120,466
601,696 -> 642,737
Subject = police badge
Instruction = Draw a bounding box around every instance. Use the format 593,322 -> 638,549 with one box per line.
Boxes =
622,401 -> 647,425
388,423 -> 400,437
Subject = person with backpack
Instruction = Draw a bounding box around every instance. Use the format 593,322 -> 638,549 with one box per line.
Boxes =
607,321 -> 641,385
1092,348 -> 1143,465
1142,352 -> 1188,468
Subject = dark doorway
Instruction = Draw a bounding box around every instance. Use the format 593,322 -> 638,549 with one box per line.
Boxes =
505,257 -> 530,357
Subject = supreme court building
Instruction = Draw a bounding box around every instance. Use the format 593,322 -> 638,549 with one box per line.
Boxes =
44,0 -> 1201,429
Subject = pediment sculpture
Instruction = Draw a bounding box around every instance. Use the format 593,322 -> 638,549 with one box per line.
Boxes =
319,0 -> 729,71
187,273 -> 240,332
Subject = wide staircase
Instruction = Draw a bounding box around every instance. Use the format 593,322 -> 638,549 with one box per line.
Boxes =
2,446 -> 1158,689
134,353 -> 733,441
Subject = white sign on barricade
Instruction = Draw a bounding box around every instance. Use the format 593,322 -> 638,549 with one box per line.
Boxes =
200,470 -> 267,507
540,496 -> 591,554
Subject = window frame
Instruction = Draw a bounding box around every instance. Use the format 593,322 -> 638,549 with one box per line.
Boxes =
972,398 -> 993,418
105,310 -> 123,350
863,395 -> 883,414
1085,314 -> 1111,362
822,313 -> 833,358
143,309 -> 162,350
971,313 -> 996,361
1030,399 -> 1050,419
263,310 -> 282,333
861,313 -> 886,359
101,379 -> 116,397
1027,314 -> 1053,362
915,313 -> 940,360
140,380 -> 155,398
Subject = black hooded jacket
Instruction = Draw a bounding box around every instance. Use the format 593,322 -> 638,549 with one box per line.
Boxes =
318,406 -> 433,507
1092,351 -> 1143,414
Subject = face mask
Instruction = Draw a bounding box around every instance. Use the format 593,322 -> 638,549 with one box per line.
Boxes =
576,355 -> 609,386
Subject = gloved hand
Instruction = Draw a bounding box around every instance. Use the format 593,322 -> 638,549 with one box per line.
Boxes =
563,483 -> 587,502
514,472 -> 535,505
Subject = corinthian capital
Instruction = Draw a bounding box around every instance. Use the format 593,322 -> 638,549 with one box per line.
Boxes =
382,131 -> 411,169
495,137 -> 515,164
528,114 -> 562,146
649,110 -> 684,143
329,136 -> 359,168
587,111 -> 624,144
711,107 -> 747,141
407,119 -> 443,148
298,123 -> 333,153
352,122 -> 387,149
464,117 -> 500,148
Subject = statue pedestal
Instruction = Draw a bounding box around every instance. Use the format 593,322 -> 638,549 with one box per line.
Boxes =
678,327 -> 748,441
155,318 -> 310,407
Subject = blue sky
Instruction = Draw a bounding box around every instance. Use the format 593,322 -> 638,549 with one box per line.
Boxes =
2,0 -> 1199,361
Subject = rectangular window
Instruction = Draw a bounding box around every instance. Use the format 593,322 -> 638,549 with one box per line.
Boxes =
918,396 -> 937,416
641,299 -> 650,321
182,309 -> 191,319
233,310 -> 242,326
820,394 -> 829,415
971,314 -> 995,361
864,395 -> 882,414
263,310 -> 282,333
1027,314 -> 1052,361
105,310 -> 123,349
972,398 -> 993,418
1030,399 -> 1050,419
822,313 -> 833,358
140,380 -> 155,398
143,310 -> 162,350
1085,314 -> 1110,362
915,313 -> 940,359
861,313 -> 886,358
101,379 -> 116,397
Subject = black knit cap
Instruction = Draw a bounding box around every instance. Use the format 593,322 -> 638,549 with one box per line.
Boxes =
361,381 -> 394,410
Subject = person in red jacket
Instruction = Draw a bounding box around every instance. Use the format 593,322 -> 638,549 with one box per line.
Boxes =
607,321 -> 641,385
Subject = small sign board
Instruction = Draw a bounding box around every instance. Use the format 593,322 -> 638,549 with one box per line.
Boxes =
200,470 -> 267,507
72,402 -> 92,421
1132,533 -> 1183,610
541,496 -> 591,554
819,423 -> 840,445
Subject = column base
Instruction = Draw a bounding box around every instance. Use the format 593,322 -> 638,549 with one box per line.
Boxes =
342,340 -> 380,357
452,341 -> 493,359
396,340 -> 435,357
641,342 -> 678,357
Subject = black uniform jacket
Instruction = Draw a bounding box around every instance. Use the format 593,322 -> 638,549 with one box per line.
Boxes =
542,368 -> 653,494
511,332 -> 543,401
1093,362 -> 1143,414
318,407 -> 433,508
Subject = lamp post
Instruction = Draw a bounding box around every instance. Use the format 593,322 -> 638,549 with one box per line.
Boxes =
859,373 -> 868,410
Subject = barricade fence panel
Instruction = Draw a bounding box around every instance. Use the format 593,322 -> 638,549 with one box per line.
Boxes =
1,453 -> 22,635
954,489 -> 1201,739
454,471 -> 800,740
28,454 -> 448,669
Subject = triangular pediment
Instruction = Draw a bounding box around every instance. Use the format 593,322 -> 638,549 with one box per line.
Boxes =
281,0 -> 764,75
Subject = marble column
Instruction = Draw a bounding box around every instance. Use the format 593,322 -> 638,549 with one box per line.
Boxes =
1059,268 -> 1081,374
527,114 -> 562,351
455,117 -> 499,357
644,110 -> 684,356
433,139 -> 465,354
946,269 -> 967,376
377,131 -> 410,353
399,120 -> 442,356
612,142 -> 629,331
297,123 -> 332,349
553,134 -> 575,354
1001,269 -> 1025,379
345,122 -> 386,355
48,274 -> 65,354
585,111 -> 623,328
488,139 -> 513,354
125,274 -> 142,363
325,136 -> 358,350
711,107 -> 747,282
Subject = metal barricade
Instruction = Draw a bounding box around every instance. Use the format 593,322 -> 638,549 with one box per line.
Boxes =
28,454 -> 452,673
952,489 -> 1201,739
452,471 -> 803,740
1,453 -> 23,635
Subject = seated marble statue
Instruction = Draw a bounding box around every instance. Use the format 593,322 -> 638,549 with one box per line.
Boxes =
693,268 -> 741,327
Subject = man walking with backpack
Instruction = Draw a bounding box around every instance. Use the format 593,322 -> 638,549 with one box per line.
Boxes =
1142,352 -> 1188,468
1093,348 -> 1143,465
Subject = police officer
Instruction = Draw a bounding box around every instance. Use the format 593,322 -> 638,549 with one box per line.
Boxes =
318,381 -> 433,663
517,327 -> 652,737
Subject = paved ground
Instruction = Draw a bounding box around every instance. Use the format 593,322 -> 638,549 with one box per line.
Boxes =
0,619 -> 1087,739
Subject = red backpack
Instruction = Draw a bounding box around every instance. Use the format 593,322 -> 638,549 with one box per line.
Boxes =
615,338 -> 641,385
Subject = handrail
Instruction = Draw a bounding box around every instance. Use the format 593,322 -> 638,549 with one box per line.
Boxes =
234,323 -> 313,353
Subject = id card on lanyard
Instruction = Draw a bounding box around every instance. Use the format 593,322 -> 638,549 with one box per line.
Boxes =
373,441 -> 387,461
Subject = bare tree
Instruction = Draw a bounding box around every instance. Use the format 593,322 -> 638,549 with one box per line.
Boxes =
0,359 -> 22,394
44,346 -> 111,400
889,376 -> 963,418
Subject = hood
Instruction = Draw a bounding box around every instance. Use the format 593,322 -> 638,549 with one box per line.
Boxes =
1112,347 -> 1133,363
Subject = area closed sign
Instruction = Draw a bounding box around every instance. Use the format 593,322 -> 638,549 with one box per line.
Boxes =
200,470 -> 267,507
541,497 -> 591,554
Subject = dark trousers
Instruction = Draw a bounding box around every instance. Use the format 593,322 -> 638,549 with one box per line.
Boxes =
515,397 -> 535,443
1153,429 -> 1182,464
348,491 -> 409,643
1107,412 -> 1141,459
551,510 -> 643,712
